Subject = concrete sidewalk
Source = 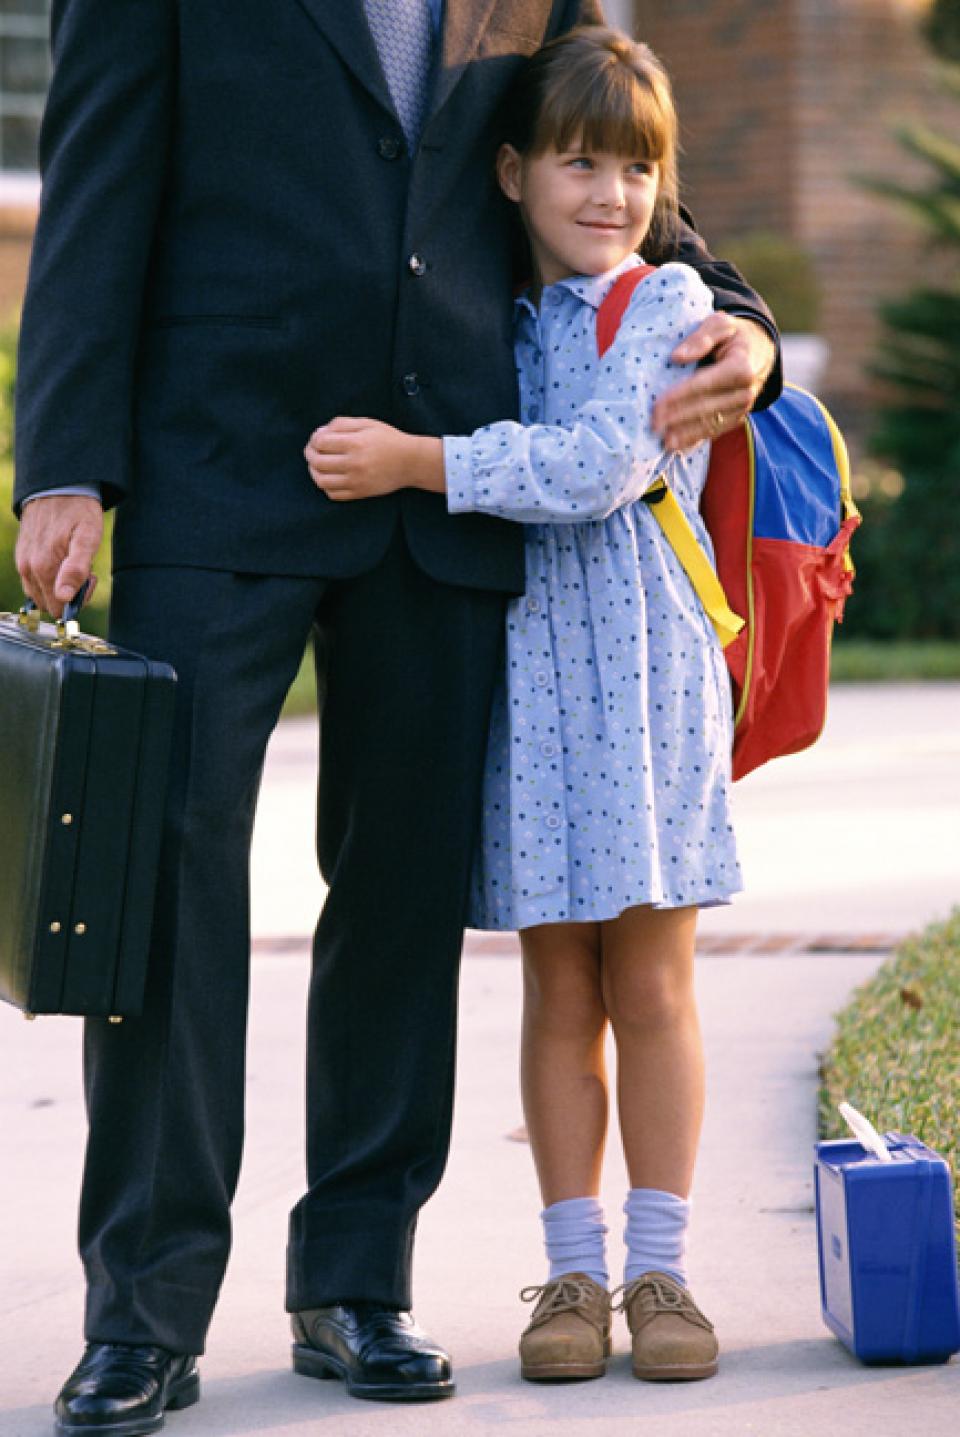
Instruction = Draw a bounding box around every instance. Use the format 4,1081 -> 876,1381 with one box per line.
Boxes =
1,684 -> 959,1436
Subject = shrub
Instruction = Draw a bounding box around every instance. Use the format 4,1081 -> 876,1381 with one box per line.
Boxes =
926,0 -> 960,62
715,230 -> 821,333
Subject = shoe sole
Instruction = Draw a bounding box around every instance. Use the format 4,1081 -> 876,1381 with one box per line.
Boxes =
632,1359 -> 719,1382
292,1342 -> 455,1403
521,1361 -> 607,1382
55,1372 -> 200,1436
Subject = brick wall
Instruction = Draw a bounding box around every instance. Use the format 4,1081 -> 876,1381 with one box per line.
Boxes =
632,0 -> 955,442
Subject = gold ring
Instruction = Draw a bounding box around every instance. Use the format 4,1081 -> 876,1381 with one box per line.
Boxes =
711,411 -> 725,432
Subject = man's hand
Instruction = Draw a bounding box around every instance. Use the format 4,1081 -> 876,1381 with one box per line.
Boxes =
305,417 -> 444,499
652,315 -> 777,452
15,495 -> 103,618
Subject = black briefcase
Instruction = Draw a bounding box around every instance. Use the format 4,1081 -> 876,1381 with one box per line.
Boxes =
0,599 -> 176,1020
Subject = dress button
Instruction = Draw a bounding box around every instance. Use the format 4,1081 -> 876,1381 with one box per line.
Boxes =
549,291 -> 562,306
401,372 -> 421,397
408,253 -> 427,276
545,814 -> 562,830
378,136 -> 402,160
526,596 -> 541,614
540,741 -> 557,758
534,671 -> 549,687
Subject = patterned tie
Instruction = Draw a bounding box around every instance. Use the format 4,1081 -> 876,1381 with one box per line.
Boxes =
363,0 -> 435,150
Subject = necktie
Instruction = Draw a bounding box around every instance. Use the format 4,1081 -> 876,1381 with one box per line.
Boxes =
363,0 -> 435,150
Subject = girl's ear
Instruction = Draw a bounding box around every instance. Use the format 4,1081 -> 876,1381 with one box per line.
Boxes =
496,143 -> 523,203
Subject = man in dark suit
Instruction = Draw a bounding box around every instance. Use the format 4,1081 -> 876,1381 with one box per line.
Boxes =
13,1 -> 779,1426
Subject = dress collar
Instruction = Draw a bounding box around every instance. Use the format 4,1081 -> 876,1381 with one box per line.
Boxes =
515,253 -> 647,319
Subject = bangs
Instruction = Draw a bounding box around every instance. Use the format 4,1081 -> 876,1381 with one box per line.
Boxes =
533,62 -> 672,164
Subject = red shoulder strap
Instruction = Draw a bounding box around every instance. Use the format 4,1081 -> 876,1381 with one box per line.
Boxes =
596,263 -> 657,357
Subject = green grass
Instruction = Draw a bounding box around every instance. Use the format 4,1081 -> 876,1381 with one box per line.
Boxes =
276,637 -> 960,724
818,910 -> 960,1197
830,638 -> 960,682
281,649 -> 317,718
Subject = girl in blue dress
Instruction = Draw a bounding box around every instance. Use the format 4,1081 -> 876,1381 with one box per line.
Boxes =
306,25 -> 741,1387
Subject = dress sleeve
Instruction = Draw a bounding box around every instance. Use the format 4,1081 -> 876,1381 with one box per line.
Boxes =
444,264 -> 713,525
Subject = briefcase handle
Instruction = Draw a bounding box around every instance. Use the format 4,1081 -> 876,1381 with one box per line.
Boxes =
19,578 -> 90,627
17,582 -> 115,655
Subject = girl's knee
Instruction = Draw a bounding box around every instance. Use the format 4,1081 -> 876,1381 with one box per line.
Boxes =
522,928 -> 605,1038
604,962 -> 695,1036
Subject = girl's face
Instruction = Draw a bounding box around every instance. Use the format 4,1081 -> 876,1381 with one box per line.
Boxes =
498,137 -> 659,291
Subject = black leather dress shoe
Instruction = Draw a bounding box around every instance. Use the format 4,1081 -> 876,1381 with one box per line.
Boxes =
54,1343 -> 200,1435
292,1303 -> 454,1401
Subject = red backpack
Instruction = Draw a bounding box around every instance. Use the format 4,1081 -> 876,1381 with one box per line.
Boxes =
597,265 -> 860,781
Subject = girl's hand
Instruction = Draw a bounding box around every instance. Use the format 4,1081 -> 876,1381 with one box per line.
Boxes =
305,416 -> 444,500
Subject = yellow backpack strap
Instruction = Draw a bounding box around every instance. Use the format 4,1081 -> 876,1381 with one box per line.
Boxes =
643,477 -> 745,649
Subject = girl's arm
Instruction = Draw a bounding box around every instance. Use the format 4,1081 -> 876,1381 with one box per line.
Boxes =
444,264 -> 713,524
306,265 -> 712,521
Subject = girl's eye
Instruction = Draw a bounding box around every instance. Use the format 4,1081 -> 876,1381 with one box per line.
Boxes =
629,160 -> 655,176
568,156 -> 593,170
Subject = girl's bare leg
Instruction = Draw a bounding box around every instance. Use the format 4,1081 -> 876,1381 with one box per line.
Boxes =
600,905 -> 719,1381
600,905 -> 702,1197
520,921 -> 608,1205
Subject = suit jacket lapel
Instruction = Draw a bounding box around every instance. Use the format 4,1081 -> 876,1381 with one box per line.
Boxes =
431,0 -> 502,119
292,0 -> 397,125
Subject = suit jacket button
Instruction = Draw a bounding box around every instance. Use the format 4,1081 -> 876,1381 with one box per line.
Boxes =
402,372 -> 421,397
378,136 -> 402,160
408,253 -> 427,276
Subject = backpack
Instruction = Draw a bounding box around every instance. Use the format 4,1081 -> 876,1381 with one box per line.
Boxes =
596,264 -> 860,781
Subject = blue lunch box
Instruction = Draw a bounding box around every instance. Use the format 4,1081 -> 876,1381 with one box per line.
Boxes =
815,1132 -> 960,1364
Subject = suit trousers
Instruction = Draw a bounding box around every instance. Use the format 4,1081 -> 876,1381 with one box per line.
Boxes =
78,528 -> 507,1353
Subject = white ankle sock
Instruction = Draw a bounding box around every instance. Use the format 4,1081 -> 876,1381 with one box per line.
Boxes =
541,1196 -> 608,1288
623,1187 -> 690,1287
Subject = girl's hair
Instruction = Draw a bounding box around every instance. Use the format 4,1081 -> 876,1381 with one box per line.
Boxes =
499,25 -> 680,257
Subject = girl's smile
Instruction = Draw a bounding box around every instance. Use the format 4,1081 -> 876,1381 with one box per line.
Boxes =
498,140 -> 659,292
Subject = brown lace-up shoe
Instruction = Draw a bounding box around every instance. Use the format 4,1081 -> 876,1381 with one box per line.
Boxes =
518,1273 -> 612,1381
615,1272 -> 718,1381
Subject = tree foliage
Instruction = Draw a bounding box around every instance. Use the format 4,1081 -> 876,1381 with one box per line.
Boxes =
844,71 -> 960,639
925,0 -> 960,63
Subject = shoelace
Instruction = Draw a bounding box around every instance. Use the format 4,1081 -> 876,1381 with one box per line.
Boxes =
611,1274 -> 713,1332
519,1276 -> 607,1330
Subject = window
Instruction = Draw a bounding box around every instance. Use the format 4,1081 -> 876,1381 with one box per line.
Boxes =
0,0 -> 50,174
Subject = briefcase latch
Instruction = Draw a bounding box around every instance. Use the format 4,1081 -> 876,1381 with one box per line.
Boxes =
14,606 -> 40,633
51,616 -> 117,656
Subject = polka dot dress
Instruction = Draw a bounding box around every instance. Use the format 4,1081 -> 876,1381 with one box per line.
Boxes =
444,255 -> 742,930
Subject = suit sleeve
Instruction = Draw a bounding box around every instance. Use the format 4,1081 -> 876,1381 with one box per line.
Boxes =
668,205 -> 783,410
13,0 -> 177,514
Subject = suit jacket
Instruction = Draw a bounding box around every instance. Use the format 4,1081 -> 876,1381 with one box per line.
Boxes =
14,0 -> 778,594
